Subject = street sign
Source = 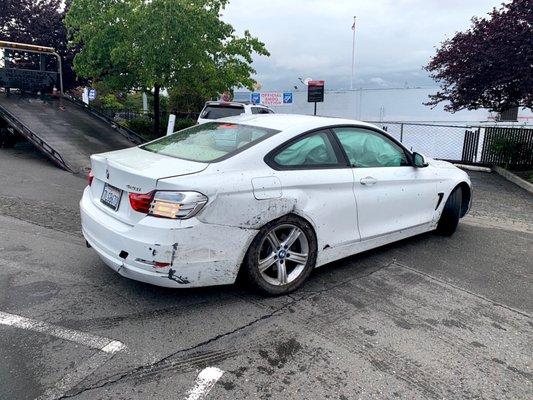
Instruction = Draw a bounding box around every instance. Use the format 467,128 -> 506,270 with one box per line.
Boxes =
251,92 -> 261,104
88,88 -> 97,101
283,92 -> 293,104
308,80 -> 324,103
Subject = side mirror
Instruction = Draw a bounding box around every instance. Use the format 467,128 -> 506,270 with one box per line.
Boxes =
413,152 -> 428,168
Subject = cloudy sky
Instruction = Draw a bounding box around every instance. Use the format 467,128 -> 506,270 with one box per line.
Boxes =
222,0 -> 504,91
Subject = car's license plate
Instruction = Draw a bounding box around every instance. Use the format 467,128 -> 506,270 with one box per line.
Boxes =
101,183 -> 122,211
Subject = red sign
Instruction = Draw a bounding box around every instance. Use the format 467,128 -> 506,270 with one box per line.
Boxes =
308,80 -> 325,87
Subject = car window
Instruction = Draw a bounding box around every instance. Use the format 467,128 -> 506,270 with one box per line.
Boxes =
252,107 -> 274,114
142,122 -> 279,162
200,105 -> 244,119
334,127 -> 409,167
273,131 -> 338,167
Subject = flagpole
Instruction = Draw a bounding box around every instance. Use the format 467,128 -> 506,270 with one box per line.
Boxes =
350,16 -> 356,90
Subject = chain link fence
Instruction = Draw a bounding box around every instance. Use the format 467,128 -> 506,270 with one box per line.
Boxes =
374,121 -> 533,169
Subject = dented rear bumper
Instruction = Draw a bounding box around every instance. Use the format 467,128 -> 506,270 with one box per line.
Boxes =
80,187 -> 257,288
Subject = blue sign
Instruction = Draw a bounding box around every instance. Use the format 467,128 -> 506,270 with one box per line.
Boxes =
251,92 -> 261,104
88,88 -> 97,101
283,92 -> 293,104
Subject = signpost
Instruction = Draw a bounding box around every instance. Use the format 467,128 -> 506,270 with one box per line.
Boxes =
88,88 -> 97,101
307,80 -> 325,115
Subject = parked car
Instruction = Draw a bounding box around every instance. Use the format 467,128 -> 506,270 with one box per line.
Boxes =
81,114 -> 472,295
197,101 -> 273,124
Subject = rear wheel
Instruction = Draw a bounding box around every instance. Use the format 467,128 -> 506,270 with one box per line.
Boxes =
436,187 -> 462,236
243,215 -> 317,296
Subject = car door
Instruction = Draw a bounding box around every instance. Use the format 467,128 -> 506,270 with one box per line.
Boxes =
332,126 -> 438,240
266,129 -> 360,249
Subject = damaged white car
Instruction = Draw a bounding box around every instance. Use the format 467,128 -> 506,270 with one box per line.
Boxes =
80,115 -> 472,295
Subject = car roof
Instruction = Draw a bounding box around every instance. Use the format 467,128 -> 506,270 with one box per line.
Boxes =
215,113 -> 378,132
204,101 -> 271,108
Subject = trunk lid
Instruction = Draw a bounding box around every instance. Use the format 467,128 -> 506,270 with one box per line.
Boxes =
91,147 -> 208,193
89,147 -> 208,224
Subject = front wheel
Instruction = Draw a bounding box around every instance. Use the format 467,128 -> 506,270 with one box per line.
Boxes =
436,187 -> 462,236
243,215 -> 317,296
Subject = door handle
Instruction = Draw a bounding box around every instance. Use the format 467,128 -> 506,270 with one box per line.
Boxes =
360,176 -> 377,186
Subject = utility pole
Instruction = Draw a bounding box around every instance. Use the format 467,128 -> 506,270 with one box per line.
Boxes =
350,16 -> 356,90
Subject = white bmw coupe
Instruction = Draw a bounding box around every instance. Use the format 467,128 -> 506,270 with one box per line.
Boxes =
81,115 -> 472,295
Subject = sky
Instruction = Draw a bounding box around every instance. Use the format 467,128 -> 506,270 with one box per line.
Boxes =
222,0 -> 505,92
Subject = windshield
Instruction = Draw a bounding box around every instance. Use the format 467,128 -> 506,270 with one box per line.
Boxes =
200,105 -> 244,120
141,122 -> 279,162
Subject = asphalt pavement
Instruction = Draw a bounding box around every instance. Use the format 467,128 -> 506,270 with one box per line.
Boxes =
0,142 -> 531,400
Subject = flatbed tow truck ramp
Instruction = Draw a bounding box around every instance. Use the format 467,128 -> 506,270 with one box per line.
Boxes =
0,93 -> 143,173
0,40 -> 144,174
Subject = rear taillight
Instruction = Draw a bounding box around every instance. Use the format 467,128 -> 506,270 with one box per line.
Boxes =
88,170 -> 94,186
129,191 -> 207,219
129,191 -> 155,213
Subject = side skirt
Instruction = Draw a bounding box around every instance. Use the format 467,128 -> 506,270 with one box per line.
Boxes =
316,222 -> 436,267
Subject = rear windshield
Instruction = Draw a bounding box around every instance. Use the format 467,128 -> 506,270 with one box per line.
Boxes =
200,105 -> 244,120
141,122 -> 279,162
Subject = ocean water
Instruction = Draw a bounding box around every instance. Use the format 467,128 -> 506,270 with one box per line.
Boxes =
235,88 -> 532,124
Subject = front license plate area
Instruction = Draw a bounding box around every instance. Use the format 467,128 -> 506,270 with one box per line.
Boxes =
101,183 -> 123,211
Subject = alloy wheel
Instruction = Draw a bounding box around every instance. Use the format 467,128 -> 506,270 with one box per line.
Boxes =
257,224 -> 309,286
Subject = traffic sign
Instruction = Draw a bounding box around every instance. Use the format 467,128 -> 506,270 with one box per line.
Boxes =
251,92 -> 261,104
283,92 -> 293,104
88,88 -> 97,101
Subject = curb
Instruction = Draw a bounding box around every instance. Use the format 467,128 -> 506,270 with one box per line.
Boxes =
454,164 -> 492,173
493,166 -> 533,194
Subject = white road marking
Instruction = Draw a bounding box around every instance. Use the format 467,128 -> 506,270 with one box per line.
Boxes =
36,350 -> 116,400
0,311 -> 125,353
185,367 -> 225,400
0,310 -> 126,400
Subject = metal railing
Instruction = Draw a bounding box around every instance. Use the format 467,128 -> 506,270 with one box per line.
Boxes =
0,104 -> 72,171
64,95 -> 146,145
374,121 -> 533,168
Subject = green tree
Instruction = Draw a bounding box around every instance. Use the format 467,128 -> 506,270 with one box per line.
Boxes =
65,0 -> 269,136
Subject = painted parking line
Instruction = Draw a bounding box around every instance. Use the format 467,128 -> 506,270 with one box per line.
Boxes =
36,350 -> 118,400
185,367 -> 225,400
0,310 -> 126,400
0,311 -> 125,353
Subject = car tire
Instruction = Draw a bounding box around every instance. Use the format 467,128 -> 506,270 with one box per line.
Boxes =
436,187 -> 462,236
243,214 -> 317,296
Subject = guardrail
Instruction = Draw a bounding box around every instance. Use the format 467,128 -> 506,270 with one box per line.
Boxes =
0,103 -> 72,171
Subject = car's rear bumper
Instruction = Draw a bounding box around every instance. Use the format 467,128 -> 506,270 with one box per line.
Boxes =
80,187 -> 257,288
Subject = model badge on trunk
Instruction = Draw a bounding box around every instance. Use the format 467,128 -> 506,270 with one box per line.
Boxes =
126,184 -> 142,192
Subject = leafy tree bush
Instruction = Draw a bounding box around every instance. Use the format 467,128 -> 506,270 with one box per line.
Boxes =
66,0 -> 269,137
122,118 -> 153,139
173,119 -> 197,132
426,0 -> 532,112
123,117 -> 196,139
489,134 -> 527,168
